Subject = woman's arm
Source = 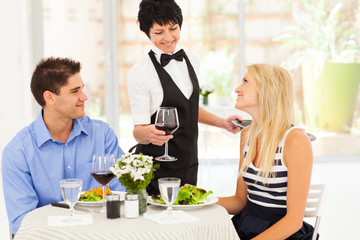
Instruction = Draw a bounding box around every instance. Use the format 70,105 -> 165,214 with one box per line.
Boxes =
198,106 -> 242,134
217,127 -> 249,214
252,129 -> 313,240
133,124 -> 173,146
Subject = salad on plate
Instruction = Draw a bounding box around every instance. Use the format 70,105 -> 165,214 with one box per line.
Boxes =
79,187 -> 112,202
151,185 -> 214,205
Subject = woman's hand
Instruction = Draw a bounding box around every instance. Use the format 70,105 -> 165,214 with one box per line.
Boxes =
133,124 -> 173,146
224,115 -> 243,134
148,125 -> 173,146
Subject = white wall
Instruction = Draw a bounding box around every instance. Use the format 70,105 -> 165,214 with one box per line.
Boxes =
0,0 -> 34,238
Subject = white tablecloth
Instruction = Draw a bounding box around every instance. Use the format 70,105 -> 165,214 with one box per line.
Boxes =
14,202 -> 239,240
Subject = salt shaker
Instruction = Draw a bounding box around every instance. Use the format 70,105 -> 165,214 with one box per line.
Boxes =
106,194 -> 120,219
124,193 -> 139,218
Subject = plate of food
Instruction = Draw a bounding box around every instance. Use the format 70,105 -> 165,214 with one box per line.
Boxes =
77,187 -> 126,207
148,185 -> 218,210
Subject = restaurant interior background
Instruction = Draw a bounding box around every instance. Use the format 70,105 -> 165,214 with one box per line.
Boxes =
1,0 -> 359,239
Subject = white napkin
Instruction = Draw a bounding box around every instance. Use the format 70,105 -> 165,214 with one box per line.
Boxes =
48,214 -> 93,227
144,210 -> 199,224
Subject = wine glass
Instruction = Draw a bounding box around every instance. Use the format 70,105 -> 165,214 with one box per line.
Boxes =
91,154 -> 116,211
60,178 -> 82,222
158,177 -> 181,217
155,107 -> 179,161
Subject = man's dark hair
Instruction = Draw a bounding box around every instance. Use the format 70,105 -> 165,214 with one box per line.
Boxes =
138,0 -> 183,38
30,57 -> 81,107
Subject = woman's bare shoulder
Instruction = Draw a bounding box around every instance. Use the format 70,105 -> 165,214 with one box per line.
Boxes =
284,128 -> 313,166
286,128 -> 309,145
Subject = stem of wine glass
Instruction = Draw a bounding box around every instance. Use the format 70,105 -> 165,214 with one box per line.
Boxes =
102,185 -> 106,206
167,203 -> 173,215
69,202 -> 75,218
165,141 -> 169,156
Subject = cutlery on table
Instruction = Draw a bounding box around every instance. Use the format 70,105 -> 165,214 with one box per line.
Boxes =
51,202 -> 91,212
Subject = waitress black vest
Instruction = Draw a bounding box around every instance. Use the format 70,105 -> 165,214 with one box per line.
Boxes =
135,50 -> 200,196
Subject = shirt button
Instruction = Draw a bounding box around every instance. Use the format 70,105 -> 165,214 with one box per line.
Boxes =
65,143 -> 68,147
67,165 -> 71,169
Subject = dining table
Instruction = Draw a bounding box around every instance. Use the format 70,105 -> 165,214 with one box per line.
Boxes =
14,199 -> 240,240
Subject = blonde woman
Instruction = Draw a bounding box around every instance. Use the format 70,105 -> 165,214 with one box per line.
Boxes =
217,64 -> 316,240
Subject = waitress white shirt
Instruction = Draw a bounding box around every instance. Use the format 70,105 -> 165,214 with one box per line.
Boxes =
126,45 -> 200,125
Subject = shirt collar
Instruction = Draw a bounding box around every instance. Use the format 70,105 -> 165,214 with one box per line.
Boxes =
151,45 -> 182,64
68,117 -> 88,143
34,110 -> 53,147
34,110 -> 88,147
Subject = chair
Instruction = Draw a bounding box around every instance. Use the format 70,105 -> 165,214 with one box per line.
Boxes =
305,183 -> 325,240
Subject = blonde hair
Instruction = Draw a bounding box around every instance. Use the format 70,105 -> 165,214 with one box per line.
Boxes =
240,64 -> 295,181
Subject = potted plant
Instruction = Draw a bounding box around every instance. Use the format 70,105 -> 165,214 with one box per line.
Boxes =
274,0 -> 360,132
200,84 -> 215,106
110,153 -> 159,215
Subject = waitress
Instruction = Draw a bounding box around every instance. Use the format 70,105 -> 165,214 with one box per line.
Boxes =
127,0 -> 241,195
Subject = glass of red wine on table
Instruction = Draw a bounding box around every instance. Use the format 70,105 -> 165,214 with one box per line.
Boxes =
91,154 -> 116,212
155,107 -> 179,162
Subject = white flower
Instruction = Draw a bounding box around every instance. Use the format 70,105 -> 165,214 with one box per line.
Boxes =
123,156 -> 133,164
131,171 -> 144,181
133,159 -> 144,167
110,153 -> 156,190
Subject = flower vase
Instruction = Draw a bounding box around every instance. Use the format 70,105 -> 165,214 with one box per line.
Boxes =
203,95 -> 209,105
128,189 -> 148,215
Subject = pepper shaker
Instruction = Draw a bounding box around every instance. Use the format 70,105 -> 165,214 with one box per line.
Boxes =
124,193 -> 139,218
106,194 -> 120,219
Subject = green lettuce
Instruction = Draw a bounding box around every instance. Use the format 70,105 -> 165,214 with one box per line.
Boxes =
79,193 -> 102,202
152,185 -> 213,205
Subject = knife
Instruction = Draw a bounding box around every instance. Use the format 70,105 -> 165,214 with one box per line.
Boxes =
51,202 -> 91,212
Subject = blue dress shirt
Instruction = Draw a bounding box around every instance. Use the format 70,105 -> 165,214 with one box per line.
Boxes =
2,111 -> 126,234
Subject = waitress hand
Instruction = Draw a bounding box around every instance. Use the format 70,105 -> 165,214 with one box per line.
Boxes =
148,125 -> 173,146
133,124 -> 173,146
224,115 -> 243,134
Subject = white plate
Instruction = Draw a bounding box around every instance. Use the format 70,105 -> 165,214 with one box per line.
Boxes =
76,191 -> 126,207
147,195 -> 218,210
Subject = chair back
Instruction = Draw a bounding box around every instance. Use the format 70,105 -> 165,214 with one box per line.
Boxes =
305,183 -> 324,218
305,183 -> 324,240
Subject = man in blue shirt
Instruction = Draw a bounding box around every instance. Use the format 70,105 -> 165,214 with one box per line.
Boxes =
2,57 -> 126,236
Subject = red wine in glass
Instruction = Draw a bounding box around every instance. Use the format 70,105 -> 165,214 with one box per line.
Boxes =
155,107 -> 179,162
91,170 -> 115,186
91,154 -> 116,210
155,123 -> 179,135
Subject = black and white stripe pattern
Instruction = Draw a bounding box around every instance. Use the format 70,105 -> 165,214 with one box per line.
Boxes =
242,127 -> 295,209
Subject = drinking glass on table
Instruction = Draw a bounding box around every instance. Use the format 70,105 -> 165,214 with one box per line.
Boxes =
91,154 -> 116,211
155,107 -> 179,162
60,178 -> 82,222
158,177 -> 181,218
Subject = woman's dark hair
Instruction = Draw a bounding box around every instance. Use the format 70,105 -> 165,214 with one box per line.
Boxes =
138,0 -> 183,37
30,57 -> 81,107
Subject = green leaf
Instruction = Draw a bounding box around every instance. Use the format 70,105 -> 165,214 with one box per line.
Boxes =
79,193 -> 102,202
174,185 -> 213,205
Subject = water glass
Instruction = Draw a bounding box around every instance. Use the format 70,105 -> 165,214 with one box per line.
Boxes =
158,177 -> 181,215
60,178 -> 82,222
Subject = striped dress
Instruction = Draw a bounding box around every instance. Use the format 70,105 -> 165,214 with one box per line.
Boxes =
231,127 -> 316,240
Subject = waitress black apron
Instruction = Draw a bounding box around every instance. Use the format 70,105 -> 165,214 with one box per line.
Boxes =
135,50 -> 200,196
